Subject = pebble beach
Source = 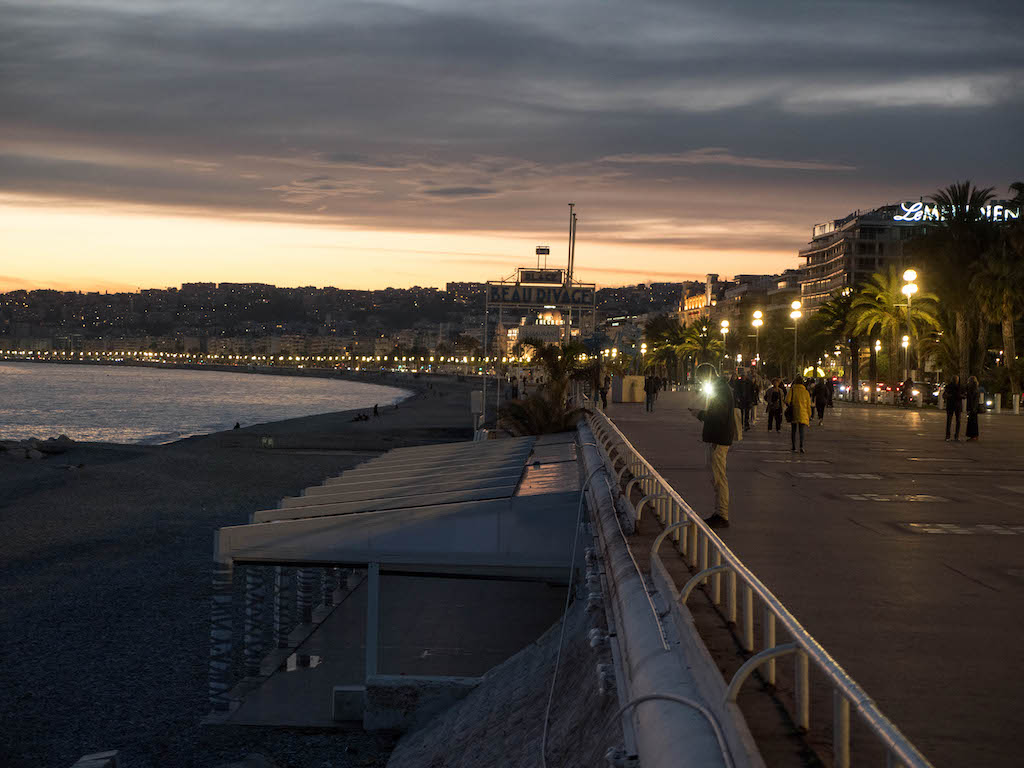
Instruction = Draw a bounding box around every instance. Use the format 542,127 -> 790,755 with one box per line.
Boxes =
0,373 -> 480,768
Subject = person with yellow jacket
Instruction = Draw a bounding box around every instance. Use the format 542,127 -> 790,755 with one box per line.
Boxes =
785,375 -> 812,453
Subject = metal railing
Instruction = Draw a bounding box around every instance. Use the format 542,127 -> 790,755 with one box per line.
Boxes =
587,410 -> 934,768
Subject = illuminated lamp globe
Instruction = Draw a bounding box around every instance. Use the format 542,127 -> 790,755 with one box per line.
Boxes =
791,300 -> 802,311
753,310 -> 763,319
790,310 -> 802,320
903,269 -> 918,282
901,283 -> 918,296
720,320 -> 729,329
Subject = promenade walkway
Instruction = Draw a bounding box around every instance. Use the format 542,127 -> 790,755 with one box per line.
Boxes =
606,392 -> 1024,768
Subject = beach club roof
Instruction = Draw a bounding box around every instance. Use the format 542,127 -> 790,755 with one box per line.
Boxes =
214,433 -> 581,580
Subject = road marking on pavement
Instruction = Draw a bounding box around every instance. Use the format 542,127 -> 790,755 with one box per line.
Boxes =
906,457 -> 974,462
899,522 -> 1024,535
999,486 -> 1024,494
762,459 -> 829,464
846,493 -> 950,502
795,472 -> 881,479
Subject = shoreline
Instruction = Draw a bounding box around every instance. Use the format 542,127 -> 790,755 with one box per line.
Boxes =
0,375 -> 479,768
0,360 -> 466,448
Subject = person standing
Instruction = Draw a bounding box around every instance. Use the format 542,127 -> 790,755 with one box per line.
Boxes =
599,376 -> 609,409
743,369 -> 758,430
826,378 -> 835,408
643,375 -> 657,412
765,378 -> 784,432
786,375 -> 812,453
689,375 -> 734,528
944,376 -> 963,441
812,377 -> 828,426
965,376 -> 981,441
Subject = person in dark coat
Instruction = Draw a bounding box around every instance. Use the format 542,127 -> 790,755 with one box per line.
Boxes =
732,372 -> 750,430
764,378 -> 784,432
965,376 -> 981,441
944,375 -> 964,441
743,370 -> 758,430
643,375 -> 658,412
826,378 -> 835,407
690,375 -> 735,528
812,377 -> 828,425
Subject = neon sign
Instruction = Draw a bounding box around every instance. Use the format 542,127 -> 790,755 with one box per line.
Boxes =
893,201 -> 1020,223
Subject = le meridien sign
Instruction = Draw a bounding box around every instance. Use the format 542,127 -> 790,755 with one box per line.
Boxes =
487,282 -> 596,309
893,201 -> 1021,223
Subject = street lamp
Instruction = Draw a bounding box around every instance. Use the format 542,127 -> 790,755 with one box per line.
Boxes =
790,300 -> 802,377
902,335 -> 910,381
720,320 -> 730,371
901,269 -> 918,379
752,310 -> 763,366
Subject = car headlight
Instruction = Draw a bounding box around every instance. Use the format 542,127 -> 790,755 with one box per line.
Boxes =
912,390 -> 919,396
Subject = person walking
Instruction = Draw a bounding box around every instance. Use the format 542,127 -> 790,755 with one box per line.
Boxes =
599,376 -> 609,409
965,376 -> 981,441
786,375 -> 812,453
812,377 -> 828,426
690,375 -> 734,528
765,378 -> 784,432
826,378 -> 835,408
643,375 -> 657,412
944,375 -> 963,441
731,372 -> 750,431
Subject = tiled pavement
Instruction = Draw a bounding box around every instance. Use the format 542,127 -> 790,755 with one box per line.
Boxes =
606,393 -> 1024,768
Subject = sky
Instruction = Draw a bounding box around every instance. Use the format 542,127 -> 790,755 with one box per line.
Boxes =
2,0 -> 1022,292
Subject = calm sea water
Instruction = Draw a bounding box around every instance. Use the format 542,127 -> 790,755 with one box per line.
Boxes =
0,363 -> 409,444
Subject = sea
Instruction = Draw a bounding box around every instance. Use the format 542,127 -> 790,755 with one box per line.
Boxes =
0,362 -> 409,444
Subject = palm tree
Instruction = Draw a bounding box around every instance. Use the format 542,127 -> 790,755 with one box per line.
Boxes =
678,321 -> 725,367
849,266 -> 939,384
497,341 -> 590,435
814,288 -> 858,395
911,181 -> 997,381
971,249 -> 1023,396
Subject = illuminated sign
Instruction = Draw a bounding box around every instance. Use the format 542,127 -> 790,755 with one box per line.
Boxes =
519,269 -> 564,285
487,282 -> 596,309
893,201 -> 1020,223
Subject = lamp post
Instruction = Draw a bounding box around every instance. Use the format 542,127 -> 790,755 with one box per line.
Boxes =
752,310 -> 763,368
720,320 -> 730,373
901,269 -> 918,380
902,335 -> 910,381
790,300 -> 802,377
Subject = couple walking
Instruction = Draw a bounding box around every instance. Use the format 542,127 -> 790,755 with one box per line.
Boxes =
944,375 -> 982,441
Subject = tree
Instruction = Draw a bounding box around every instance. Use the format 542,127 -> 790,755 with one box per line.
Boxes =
814,288 -> 859,396
497,341 -> 590,435
970,248 -> 1023,396
677,321 -> 725,368
910,180 -> 996,381
849,266 -> 939,383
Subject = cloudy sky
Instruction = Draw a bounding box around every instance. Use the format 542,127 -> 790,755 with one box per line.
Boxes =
2,0 -> 1022,291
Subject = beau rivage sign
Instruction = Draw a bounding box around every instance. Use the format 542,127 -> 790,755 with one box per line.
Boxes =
487,281 -> 596,309
893,201 -> 1021,223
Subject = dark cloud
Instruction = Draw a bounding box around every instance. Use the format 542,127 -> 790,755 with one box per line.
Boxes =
420,186 -> 499,198
1,0 -> 1022,282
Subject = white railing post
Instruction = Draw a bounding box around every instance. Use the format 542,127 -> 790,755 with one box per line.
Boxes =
834,690 -> 851,768
763,609 -> 776,685
795,650 -> 810,731
727,569 -> 738,624
712,551 -> 722,605
742,584 -> 754,651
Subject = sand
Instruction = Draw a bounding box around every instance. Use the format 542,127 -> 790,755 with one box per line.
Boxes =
0,373 -> 481,768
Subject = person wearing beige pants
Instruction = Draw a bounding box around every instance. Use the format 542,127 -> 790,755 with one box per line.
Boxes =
709,443 -> 730,520
692,374 -> 735,529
